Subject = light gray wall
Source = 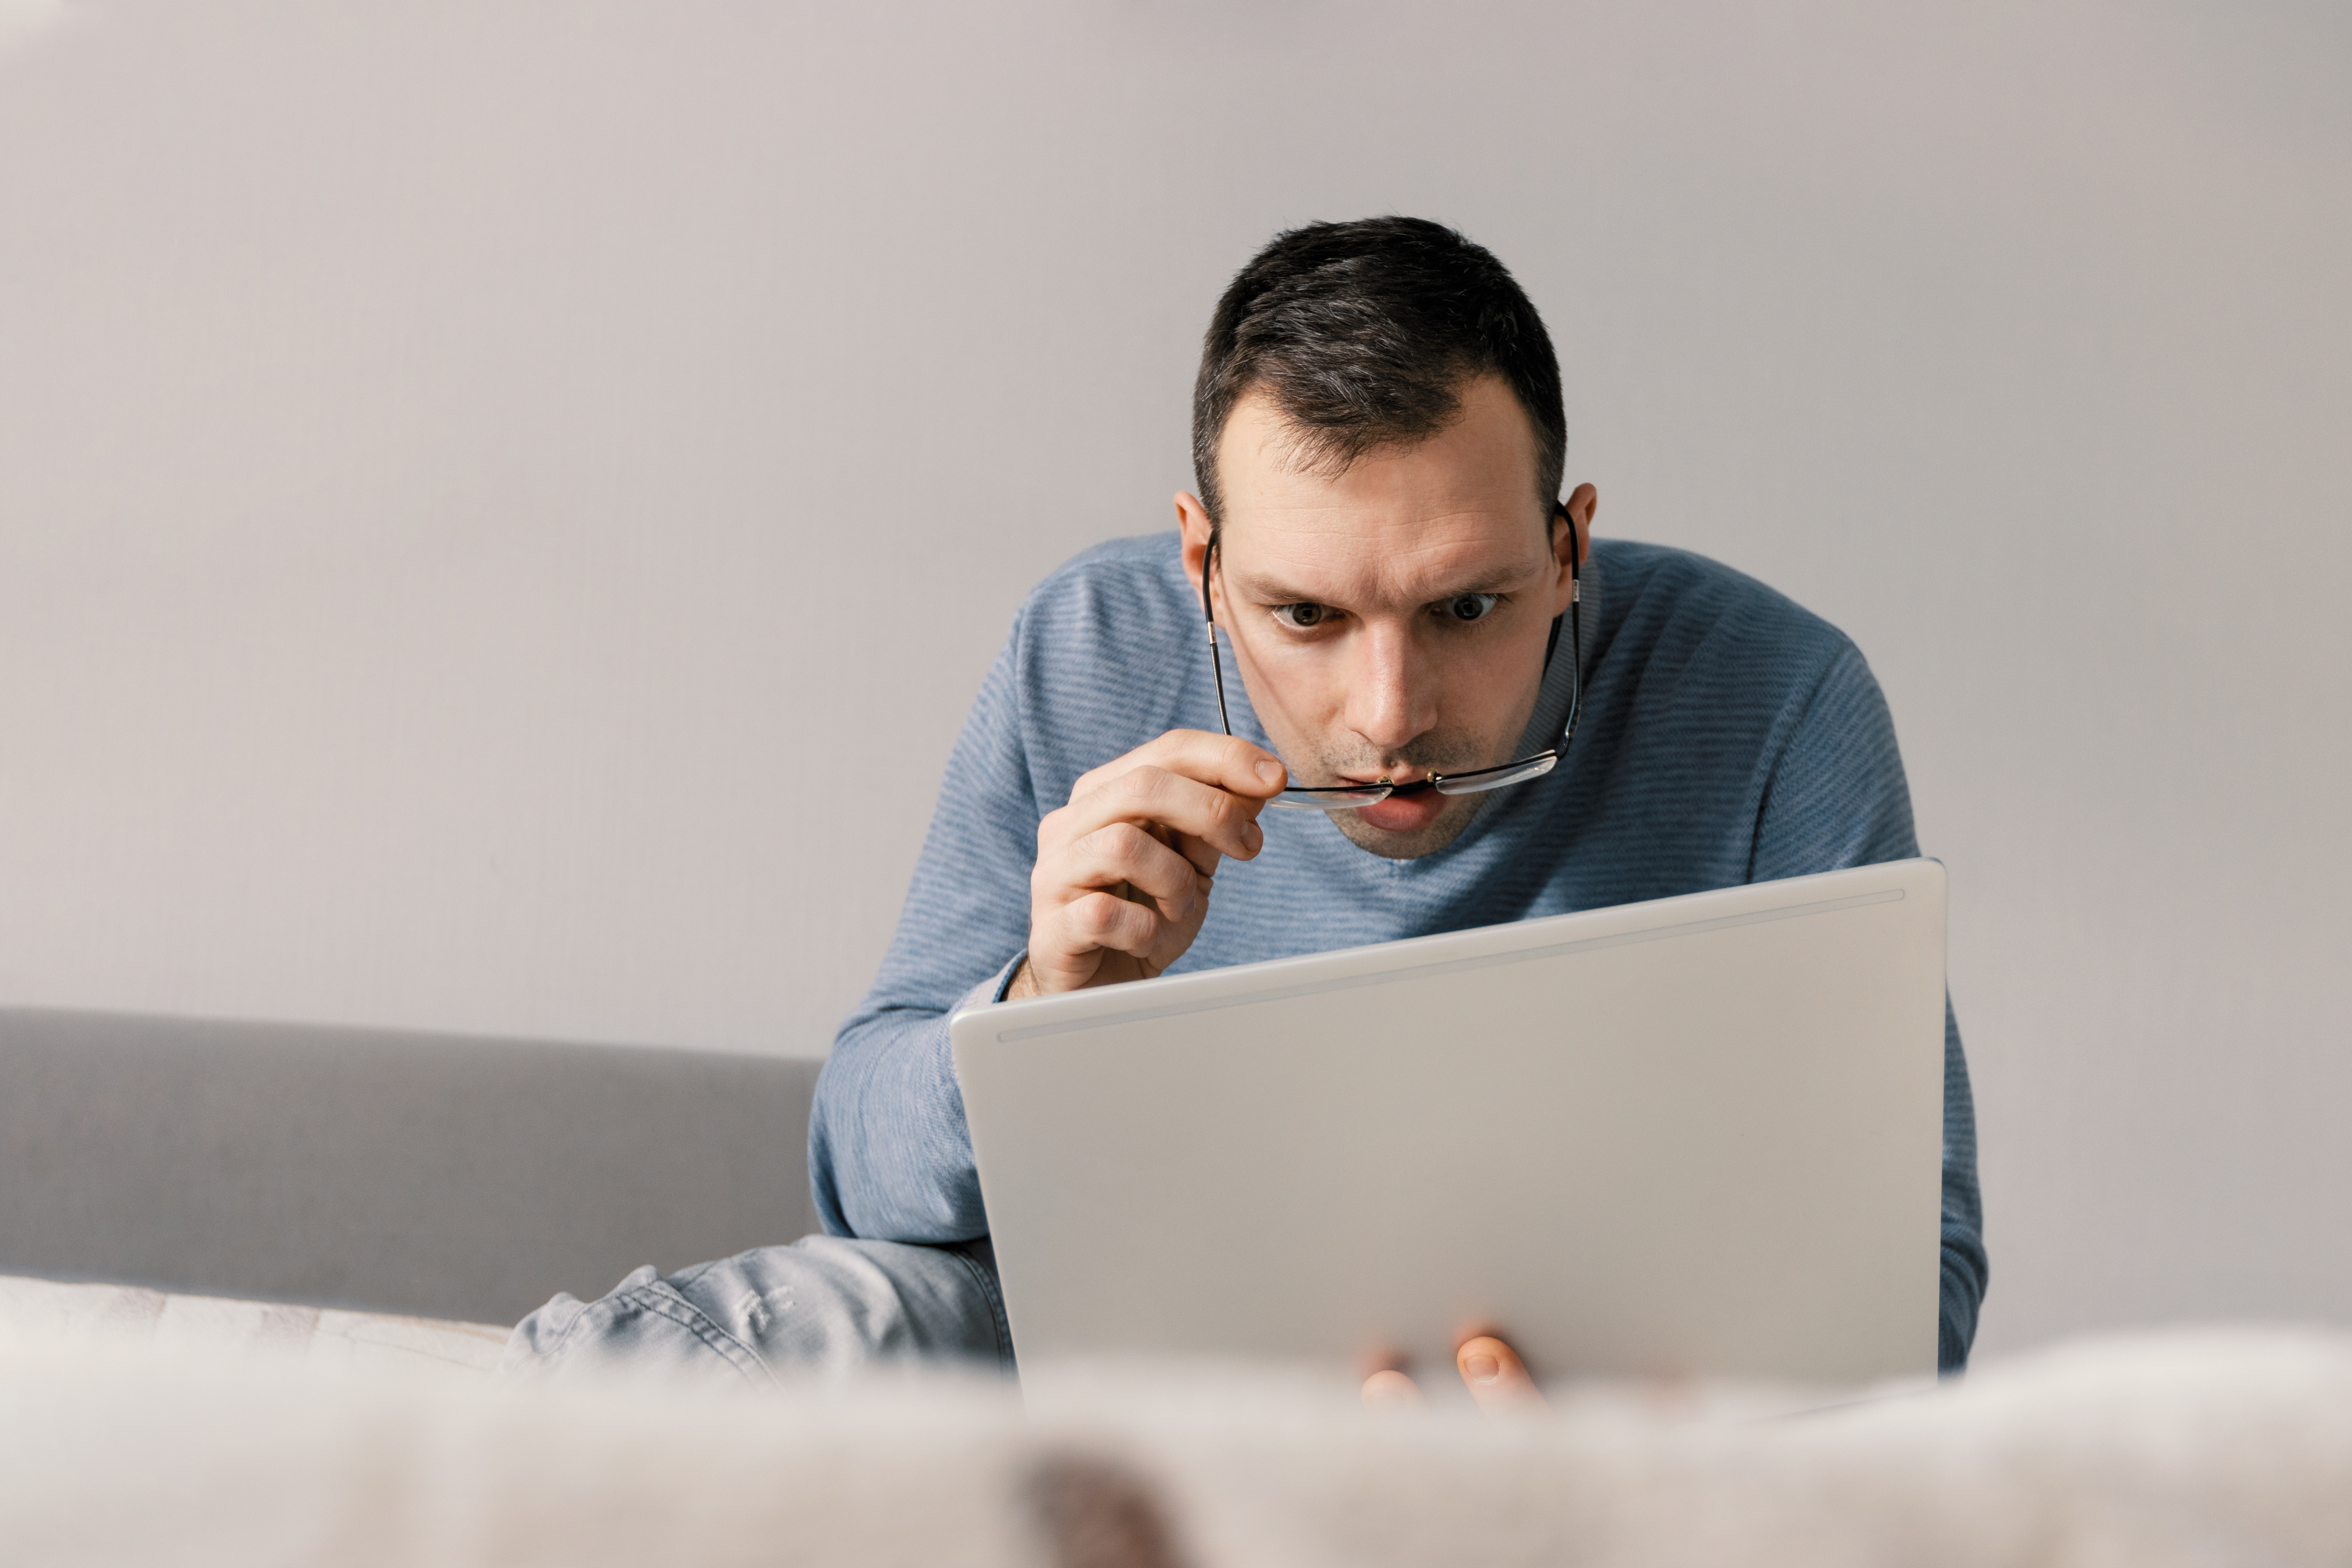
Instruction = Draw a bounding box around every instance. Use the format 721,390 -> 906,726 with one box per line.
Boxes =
2,1 -> 2345,1358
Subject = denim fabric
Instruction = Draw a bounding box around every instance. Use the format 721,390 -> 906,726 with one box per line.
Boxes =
502,1236 -> 1012,1388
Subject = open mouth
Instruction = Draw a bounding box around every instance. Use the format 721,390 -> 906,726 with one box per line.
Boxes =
1352,781 -> 1451,833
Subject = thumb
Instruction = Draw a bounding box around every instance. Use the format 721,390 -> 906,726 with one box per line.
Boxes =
1456,1334 -> 1548,1414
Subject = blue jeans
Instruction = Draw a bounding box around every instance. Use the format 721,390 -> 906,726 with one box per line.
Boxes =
500,1236 -> 1013,1388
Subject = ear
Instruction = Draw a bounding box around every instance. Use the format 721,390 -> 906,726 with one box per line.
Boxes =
1175,492 -> 1217,618
1543,484 -> 1599,620
1563,483 -> 1596,566
1550,483 -> 1597,613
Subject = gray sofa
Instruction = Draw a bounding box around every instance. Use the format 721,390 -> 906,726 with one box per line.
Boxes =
0,1007 -> 824,1327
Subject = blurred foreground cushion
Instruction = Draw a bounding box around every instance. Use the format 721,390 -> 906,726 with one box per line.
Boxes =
0,1298 -> 2345,1568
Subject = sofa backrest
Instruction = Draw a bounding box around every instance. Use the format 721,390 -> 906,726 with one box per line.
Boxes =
0,1007 -> 823,1327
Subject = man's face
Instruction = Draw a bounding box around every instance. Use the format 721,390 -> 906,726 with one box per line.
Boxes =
1180,376 -> 1584,860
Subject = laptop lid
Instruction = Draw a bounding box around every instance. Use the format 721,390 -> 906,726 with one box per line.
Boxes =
950,859 -> 1947,1384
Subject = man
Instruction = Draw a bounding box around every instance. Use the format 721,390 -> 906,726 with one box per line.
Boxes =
508,218 -> 1987,1397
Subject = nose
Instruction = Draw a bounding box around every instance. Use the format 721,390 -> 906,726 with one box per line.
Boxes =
1341,617 -> 1439,760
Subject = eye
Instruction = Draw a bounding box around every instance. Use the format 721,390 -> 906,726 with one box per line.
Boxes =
1270,603 -> 1335,630
1440,593 -> 1502,624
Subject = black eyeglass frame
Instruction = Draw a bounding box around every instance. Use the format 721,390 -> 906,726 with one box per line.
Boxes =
1200,500 -> 1585,812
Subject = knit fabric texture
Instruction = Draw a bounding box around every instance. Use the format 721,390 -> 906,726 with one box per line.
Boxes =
813,532 -> 1988,1371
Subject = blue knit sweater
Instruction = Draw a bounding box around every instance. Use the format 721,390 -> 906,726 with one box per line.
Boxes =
814,533 -> 1988,1370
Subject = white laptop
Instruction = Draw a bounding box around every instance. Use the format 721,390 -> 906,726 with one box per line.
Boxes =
949,858 -> 1947,1385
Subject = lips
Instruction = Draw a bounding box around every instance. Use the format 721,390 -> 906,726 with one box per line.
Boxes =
1355,787 -> 1451,834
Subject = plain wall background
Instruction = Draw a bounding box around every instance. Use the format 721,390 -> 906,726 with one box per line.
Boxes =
2,0 -> 2345,1358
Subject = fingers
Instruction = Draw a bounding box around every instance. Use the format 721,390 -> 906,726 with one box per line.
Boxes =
1063,758 -> 1276,862
1068,731 -> 1287,817
1022,730 -> 1288,998
1045,821 -> 1205,925
1057,880 -> 1206,964
1357,1337 -> 1548,1417
1040,770 -> 1260,880
1027,824 -> 1216,992
1360,1369 -> 1424,1411
1456,1335 -> 1548,1414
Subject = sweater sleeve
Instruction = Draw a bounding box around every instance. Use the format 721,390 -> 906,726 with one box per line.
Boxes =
1751,643 -> 1990,1373
809,615 -> 1042,1243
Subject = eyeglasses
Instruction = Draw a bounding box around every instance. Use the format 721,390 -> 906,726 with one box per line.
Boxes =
1201,502 -> 1584,812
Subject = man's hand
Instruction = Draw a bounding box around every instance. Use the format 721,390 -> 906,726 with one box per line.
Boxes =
1008,730 -> 1287,998
1361,1332 -> 1548,1413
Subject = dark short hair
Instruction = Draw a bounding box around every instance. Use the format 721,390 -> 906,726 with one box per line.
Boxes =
1191,216 -> 1565,528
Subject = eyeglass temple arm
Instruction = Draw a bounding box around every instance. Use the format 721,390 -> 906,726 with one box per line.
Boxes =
1558,499 -> 1584,752
1200,529 -> 1237,739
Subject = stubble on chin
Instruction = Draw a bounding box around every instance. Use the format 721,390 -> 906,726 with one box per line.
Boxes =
1298,729 -> 1500,861
1329,789 -> 1490,861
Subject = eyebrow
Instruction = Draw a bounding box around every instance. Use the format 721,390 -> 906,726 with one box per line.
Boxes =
1227,564 -> 1540,605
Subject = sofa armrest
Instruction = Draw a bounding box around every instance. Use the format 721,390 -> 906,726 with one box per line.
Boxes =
0,1007 -> 823,1326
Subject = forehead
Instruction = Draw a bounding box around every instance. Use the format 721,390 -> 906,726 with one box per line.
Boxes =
1215,376 -> 1550,601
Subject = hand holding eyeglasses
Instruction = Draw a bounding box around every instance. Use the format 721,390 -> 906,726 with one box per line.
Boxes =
1007,730 -> 1289,999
